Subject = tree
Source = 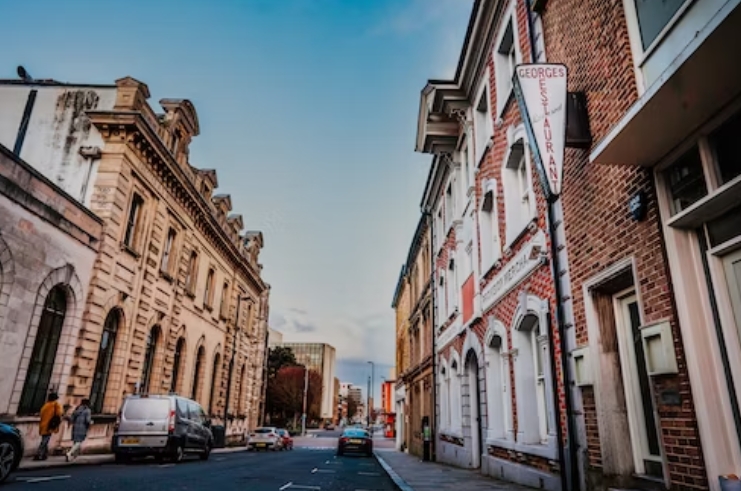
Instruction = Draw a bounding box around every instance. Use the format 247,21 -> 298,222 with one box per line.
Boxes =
346,397 -> 358,421
267,346 -> 298,378
266,365 -> 322,428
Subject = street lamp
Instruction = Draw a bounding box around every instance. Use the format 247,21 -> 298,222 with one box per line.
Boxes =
367,361 -> 375,429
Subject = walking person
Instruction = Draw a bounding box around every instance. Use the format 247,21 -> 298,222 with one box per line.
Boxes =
34,392 -> 63,461
66,399 -> 92,462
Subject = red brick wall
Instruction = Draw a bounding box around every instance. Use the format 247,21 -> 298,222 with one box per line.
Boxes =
540,0 -> 707,488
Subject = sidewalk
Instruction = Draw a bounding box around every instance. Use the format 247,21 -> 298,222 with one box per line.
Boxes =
18,446 -> 247,472
374,449 -> 532,491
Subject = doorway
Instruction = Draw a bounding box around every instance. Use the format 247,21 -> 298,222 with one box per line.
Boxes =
614,291 -> 663,479
465,350 -> 483,469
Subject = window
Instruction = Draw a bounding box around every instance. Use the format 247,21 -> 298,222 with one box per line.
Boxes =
710,110 -> 741,185
220,282 -> 230,318
634,0 -> 689,51
209,353 -> 221,416
204,269 -> 215,308
440,365 -> 450,430
171,337 -> 185,393
140,325 -> 160,394
90,309 -> 120,414
494,18 -> 519,116
480,185 -> 501,272
503,141 -> 535,245
485,333 -> 507,440
474,80 -> 493,163
444,183 -> 454,229
161,228 -> 177,274
514,314 -> 549,445
124,193 -> 144,249
664,146 -> 707,214
172,130 -> 181,153
186,251 -> 199,294
436,208 -> 444,250
237,364 -> 246,414
192,346 -> 205,401
437,276 -> 446,323
447,259 -> 458,313
18,285 -> 67,415
450,359 -> 462,434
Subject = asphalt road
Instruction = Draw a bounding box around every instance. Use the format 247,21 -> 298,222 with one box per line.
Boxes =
8,447 -> 396,491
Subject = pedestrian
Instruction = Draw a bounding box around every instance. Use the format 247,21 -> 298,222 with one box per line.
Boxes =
66,398 -> 92,462
34,392 -> 63,461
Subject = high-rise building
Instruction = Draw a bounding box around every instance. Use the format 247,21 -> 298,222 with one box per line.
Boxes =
277,343 -> 336,420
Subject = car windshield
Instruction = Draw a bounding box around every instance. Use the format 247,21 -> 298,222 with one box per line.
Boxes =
342,429 -> 368,438
255,428 -> 274,434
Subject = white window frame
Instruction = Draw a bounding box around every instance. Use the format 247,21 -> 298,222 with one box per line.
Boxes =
473,73 -> 494,165
503,135 -> 536,247
493,2 -> 521,117
479,179 -> 501,274
437,276 -> 447,323
449,357 -> 462,435
485,327 -> 508,441
445,180 -> 455,229
447,258 -> 458,313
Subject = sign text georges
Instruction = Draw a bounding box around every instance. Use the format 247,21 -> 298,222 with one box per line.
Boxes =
513,64 -> 568,198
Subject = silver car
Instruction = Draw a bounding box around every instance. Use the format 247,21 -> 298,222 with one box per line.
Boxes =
246,427 -> 283,451
112,395 -> 213,463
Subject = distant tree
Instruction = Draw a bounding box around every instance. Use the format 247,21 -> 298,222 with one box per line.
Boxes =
266,366 -> 322,428
346,397 -> 358,421
267,346 -> 298,378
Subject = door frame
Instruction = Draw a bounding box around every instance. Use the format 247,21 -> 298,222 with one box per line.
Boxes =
613,288 -> 663,476
465,351 -> 482,468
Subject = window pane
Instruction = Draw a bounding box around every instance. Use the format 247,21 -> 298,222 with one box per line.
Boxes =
711,111 -> 741,185
665,146 -> 707,214
634,0 -> 687,50
706,203 -> 741,248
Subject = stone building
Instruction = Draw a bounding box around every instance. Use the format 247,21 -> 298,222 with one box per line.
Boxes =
0,143 -> 103,453
391,266 -> 411,450
0,73 -> 270,454
393,215 -> 434,459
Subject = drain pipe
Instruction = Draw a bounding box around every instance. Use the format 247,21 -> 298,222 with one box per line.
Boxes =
423,208 -> 436,461
522,1 -> 580,489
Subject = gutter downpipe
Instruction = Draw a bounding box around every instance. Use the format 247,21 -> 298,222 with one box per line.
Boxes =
522,1 -> 580,489
423,208 -> 436,462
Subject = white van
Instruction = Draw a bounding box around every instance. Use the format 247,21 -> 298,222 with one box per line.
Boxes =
112,394 -> 213,463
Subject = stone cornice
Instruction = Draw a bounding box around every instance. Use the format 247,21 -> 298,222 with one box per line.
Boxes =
87,110 -> 267,294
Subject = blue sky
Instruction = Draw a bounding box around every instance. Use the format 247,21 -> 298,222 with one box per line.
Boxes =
0,0 -> 471,393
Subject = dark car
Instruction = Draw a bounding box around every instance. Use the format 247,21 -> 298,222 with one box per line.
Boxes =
337,428 -> 373,457
0,422 -> 23,483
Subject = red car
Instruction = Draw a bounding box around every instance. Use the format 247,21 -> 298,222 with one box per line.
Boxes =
277,429 -> 293,450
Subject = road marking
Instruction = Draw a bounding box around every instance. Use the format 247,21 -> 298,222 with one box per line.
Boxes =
16,475 -> 72,483
287,486 -> 321,490
279,483 -> 293,491
357,472 -> 380,476
311,468 -> 317,473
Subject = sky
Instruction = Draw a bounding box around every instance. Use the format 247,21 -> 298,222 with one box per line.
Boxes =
0,0 -> 472,394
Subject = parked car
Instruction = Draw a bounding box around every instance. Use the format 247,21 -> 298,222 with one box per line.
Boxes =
337,428 -> 373,457
324,423 -> 335,430
276,429 -> 293,450
246,427 -> 283,451
0,422 -> 23,483
112,394 -> 213,463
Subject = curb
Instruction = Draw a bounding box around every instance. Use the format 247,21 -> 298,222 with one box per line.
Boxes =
374,451 -> 415,491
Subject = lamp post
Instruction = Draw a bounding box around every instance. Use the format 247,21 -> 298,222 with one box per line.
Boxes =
367,361 -> 375,429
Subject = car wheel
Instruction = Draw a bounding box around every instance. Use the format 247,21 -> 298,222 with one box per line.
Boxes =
0,439 -> 18,484
172,445 -> 184,463
200,443 -> 211,461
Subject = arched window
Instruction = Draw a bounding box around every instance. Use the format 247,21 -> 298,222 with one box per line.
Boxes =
485,332 -> 508,440
439,364 -> 449,431
18,285 -> 67,415
90,309 -> 121,413
450,358 -> 462,434
514,313 -> 549,445
209,353 -> 221,415
192,346 -> 205,401
171,337 -> 186,393
140,325 -> 160,393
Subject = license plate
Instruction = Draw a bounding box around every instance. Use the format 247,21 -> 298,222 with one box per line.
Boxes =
121,438 -> 140,445
349,439 -> 363,444
257,443 -> 266,447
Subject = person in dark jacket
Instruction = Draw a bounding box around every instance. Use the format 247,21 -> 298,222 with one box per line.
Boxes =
66,399 -> 92,462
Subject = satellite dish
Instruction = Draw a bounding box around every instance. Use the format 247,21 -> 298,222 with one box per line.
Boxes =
17,65 -> 32,81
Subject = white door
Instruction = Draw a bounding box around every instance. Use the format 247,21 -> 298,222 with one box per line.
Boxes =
724,249 -> 741,337
614,292 -> 664,478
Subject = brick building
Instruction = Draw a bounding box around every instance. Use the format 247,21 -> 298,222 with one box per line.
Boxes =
0,143 -> 103,454
412,0 -> 564,484
0,72 -> 271,454
392,264 -> 411,450
392,215 -> 434,459
401,0 -> 741,490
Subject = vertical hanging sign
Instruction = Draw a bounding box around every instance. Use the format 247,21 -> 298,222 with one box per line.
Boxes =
513,64 -> 568,200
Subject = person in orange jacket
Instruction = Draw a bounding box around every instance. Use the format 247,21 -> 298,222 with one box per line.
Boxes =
34,392 -> 63,461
